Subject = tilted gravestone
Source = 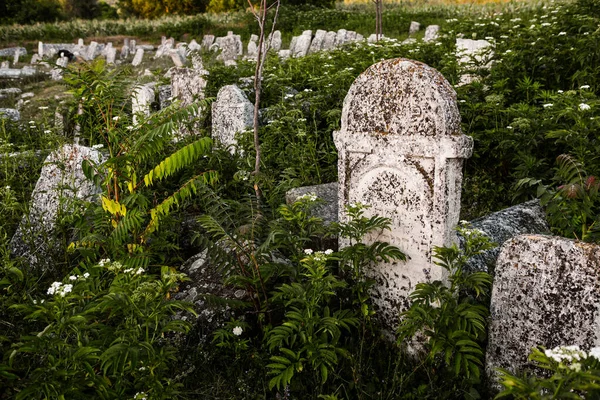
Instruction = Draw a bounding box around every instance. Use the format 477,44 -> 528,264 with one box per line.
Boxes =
171,67 -> 208,107
132,83 -> 156,124
131,48 -> 144,66
269,30 -> 282,52
293,30 -> 312,58
334,58 -> 473,326
322,31 -> 337,50
309,29 -> 327,54
409,21 -> 421,36
11,144 -> 103,271
487,235 -> 600,383
424,25 -> 440,42
211,85 -> 254,152
247,34 -> 259,60
202,35 -> 215,50
335,29 -> 348,46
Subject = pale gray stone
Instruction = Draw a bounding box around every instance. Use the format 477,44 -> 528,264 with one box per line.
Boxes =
31,54 -> 40,64
78,38 -> 84,47
322,31 -> 337,50
106,47 -> 117,64
0,61 -> 8,69
308,29 -> 327,54
85,41 -> 98,60
0,88 -> 21,98
170,49 -> 186,67
409,21 -> 421,36
13,49 -> 21,65
130,39 -> 137,53
11,144 -> 103,270
0,108 -> 20,121
293,31 -> 312,58
0,47 -> 26,57
456,38 -> 493,65
132,83 -> 156,124
188,39 -> 201,52
138,44 -> 154,51
216,32 -> 241,63
202,35 -> 215,50
424,25 -> 440,42
158,85 -> 172,109
356,33 -> 364,41
334,58 -> 473,326
269,30 -> 282,52
487,235 -> 600,384
120,45 -> 130,59
459,200 -> 550,274
211,85 -> 254,152
247,34 -> 259,59
131,48 -> 144,66
171,67 -> 207,107
155,41 -> 173,59
288,36 -> 298,54
38,41 -> 44,57
335,29 -> 348,46
286,183 -> 338,224
346,31 -> 357,42
278,49 -> 291,59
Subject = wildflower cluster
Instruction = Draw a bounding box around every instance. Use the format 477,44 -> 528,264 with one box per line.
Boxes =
47,281 -> 73,297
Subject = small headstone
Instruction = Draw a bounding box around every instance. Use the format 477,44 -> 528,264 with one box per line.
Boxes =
132,83 -> 156,124
158,85 -> 172,109
106,47 -> 117,64
124,38 -> 130,48
13,49 -> 20,65
247,34 -> 259,59
86,41 -> 98,61
211,85 -> 254,152
216,32 -> 241,64
0,88 -> 21,98
0,61 -> 9,69
171,67 -> 208,107
288,36 -> 298,54
31,54 -> 40,64
293,30 -> 312,58
188,39 -> 201,52
0,108 -> 20,121
334,29 -> 348,46
38,41 -> 44,57
356,33 -> 364,41
202,35 -> 215,50
409,21 -> 421,36
170,49 -> 186,67
278,49 -> 291,59
456,38 -> 493,65
78,38 -> 84,47
10,144 -> 103,271
269,30 -> 282,52
322,31 -> 337,50
487,235 -> 600,383
0,46 -> 27,57
131,48 -> 144,66
334,58 -> 473,327
346,31 -> 358,42
424,25 -> 440,42
308,29 -> 327,54
130,40 -> 137,53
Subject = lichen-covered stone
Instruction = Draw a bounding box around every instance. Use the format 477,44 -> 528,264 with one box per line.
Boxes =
460,199 -> 550,274
308,29 -> 327,54
131,48 -> 144,66
11,144 -> 103,270
334,29 -> 348,46
0,47 -> 27,57
211,85 -> 253,152
334,58 -> 473,327
269,30 -> 282,52
286,183 -> 338,224
486,235 -> 600,383
409,21 -> 421,35
0,108 -> 20,121
201,35 -> 215,50
424,25 -> 440,42
322,31 -> 337,50
170,67 -> 207,107
293,31 -> 312,58
132,83 -> 156,124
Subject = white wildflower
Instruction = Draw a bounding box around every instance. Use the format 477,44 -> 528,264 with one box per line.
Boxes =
47,281 -> 62,295
543,103 -> 553,108
579,103 -> 591,111
558,31 -> 567,36
233,326 -> 243,336
98,258 -> 110,267
92,144 -> 104,149
44,130 -> 51,134
324,249 -> 334,255
580,85 -> 590,89
135,268 -> 144,275
83,272 -> 90,278
304,249 -> 313,255
33,300 -> 37,304
61,284 -> 73,296
112,116 -> 119,121
557,90 -> 564,93
69,275 -> 77,281
507,126 -> 514,129
38,106 -> 48,110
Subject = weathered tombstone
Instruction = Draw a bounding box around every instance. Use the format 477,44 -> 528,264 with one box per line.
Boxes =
130,39 -> 137,53
86,41 -> 98,61
269,30 -> 282,52
38,41 -> 44,57
202,35 -> 215,50
0,88 -> 21,98
308,29 -> 327,54
278,49 -> 291,59
51,56 -> 68,80
333,58 -> 473,326
286,182 -> 338,224
234,34 -> 243,56
13,49 -> 20,65
487,235 -> 600,384
409,21 -> 421,36
131,48 -> 144,66
424,25 -> 440,42
10,144 -> 103,271
120,45 -> 130,59
346,31 -> 358,42
188,39 -> 201,52
171,67 -> 207,107
170,49 -> 186,67
322,31 -> 337,50
0,108 -> 20,121
288,36 -> 298,55
0,47 -> 26,57
216,32 -> 241,64
211,85 -> 254,152
106,47 -> 117,64
132,82 -> 156,124
456,38 -> 493,85
158,85 -> 172,109
247,34 -> 259,59
293,30 -> 312,58
78,38 -> 84,48
0,61 -> 8,69
356,33 -> 365,41
31,54 -> 40,64
335,29 -> 348,46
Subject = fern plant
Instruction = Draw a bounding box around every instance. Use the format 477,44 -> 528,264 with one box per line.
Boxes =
396,225 -> 494,398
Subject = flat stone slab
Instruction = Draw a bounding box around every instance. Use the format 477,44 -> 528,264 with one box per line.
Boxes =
0,108 -> 20,121
286,182 -> 338,224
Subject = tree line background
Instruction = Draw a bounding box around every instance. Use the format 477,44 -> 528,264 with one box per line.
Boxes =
0,0 -> 335,25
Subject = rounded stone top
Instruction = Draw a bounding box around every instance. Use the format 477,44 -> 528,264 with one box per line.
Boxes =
340,58 -> 461,137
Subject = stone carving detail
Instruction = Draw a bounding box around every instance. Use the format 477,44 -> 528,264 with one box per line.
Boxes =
487,235 -> 600,383
334,58 -> 473,326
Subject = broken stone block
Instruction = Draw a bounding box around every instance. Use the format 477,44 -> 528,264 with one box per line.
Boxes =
11,144 -> 103,271
286,182 -> 338,224
409,21 -> 421,36
0,46 -> 27,57
334,58 -> 473,326
169,49 -> 186,67
487,235 -> 600,384
211,85 -> 254,152
424,25 -> 440,42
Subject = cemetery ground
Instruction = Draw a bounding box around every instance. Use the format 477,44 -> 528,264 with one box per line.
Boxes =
1,0 -> 600,398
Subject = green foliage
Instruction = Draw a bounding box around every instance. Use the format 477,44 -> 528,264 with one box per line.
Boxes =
0,0 -> 63,25
118,0 -> 210,19
397,225 -> 494,398
496,346 -> 600,399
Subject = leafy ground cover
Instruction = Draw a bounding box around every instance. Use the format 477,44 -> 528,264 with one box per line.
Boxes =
0,0 -> 599,398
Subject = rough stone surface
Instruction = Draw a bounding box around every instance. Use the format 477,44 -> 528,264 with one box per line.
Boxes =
11,144 -> 103,270
216,32 -> 241,63
335,29 -> 348,46
106,47 -> 117,64
247,34 -> 259,59
308,29 -> 327,54
120,45 -> 130,59
424,25 -> 440,42
171,67 -> 207,107
0,88 -> 21,98
86,41 -> 98,60
158,84 -> 172,109
169,49 -> 186,67
293,31 -> 312,58
409,21 -> 421,35
132,83 -> 156,124
334,58 -> 473,326
288,36 -> 298,55
131,48 -> 144,66
211,85 -> 253,152
0,61 -> 8,69
202,35 -> 215,50
0,108 -> 20,121
0,47 -> 27,57
322,31 -> 337,50
459,200 -> 550,273
269,30 -> 282,52
456,38 -> 493,65
286,183 -> 338,224
188,39 -> 201,52
278,49 -> 291,59
487,235 -> 600,383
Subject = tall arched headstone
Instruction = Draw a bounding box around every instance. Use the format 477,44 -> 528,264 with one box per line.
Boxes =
334,58 -> 473,325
